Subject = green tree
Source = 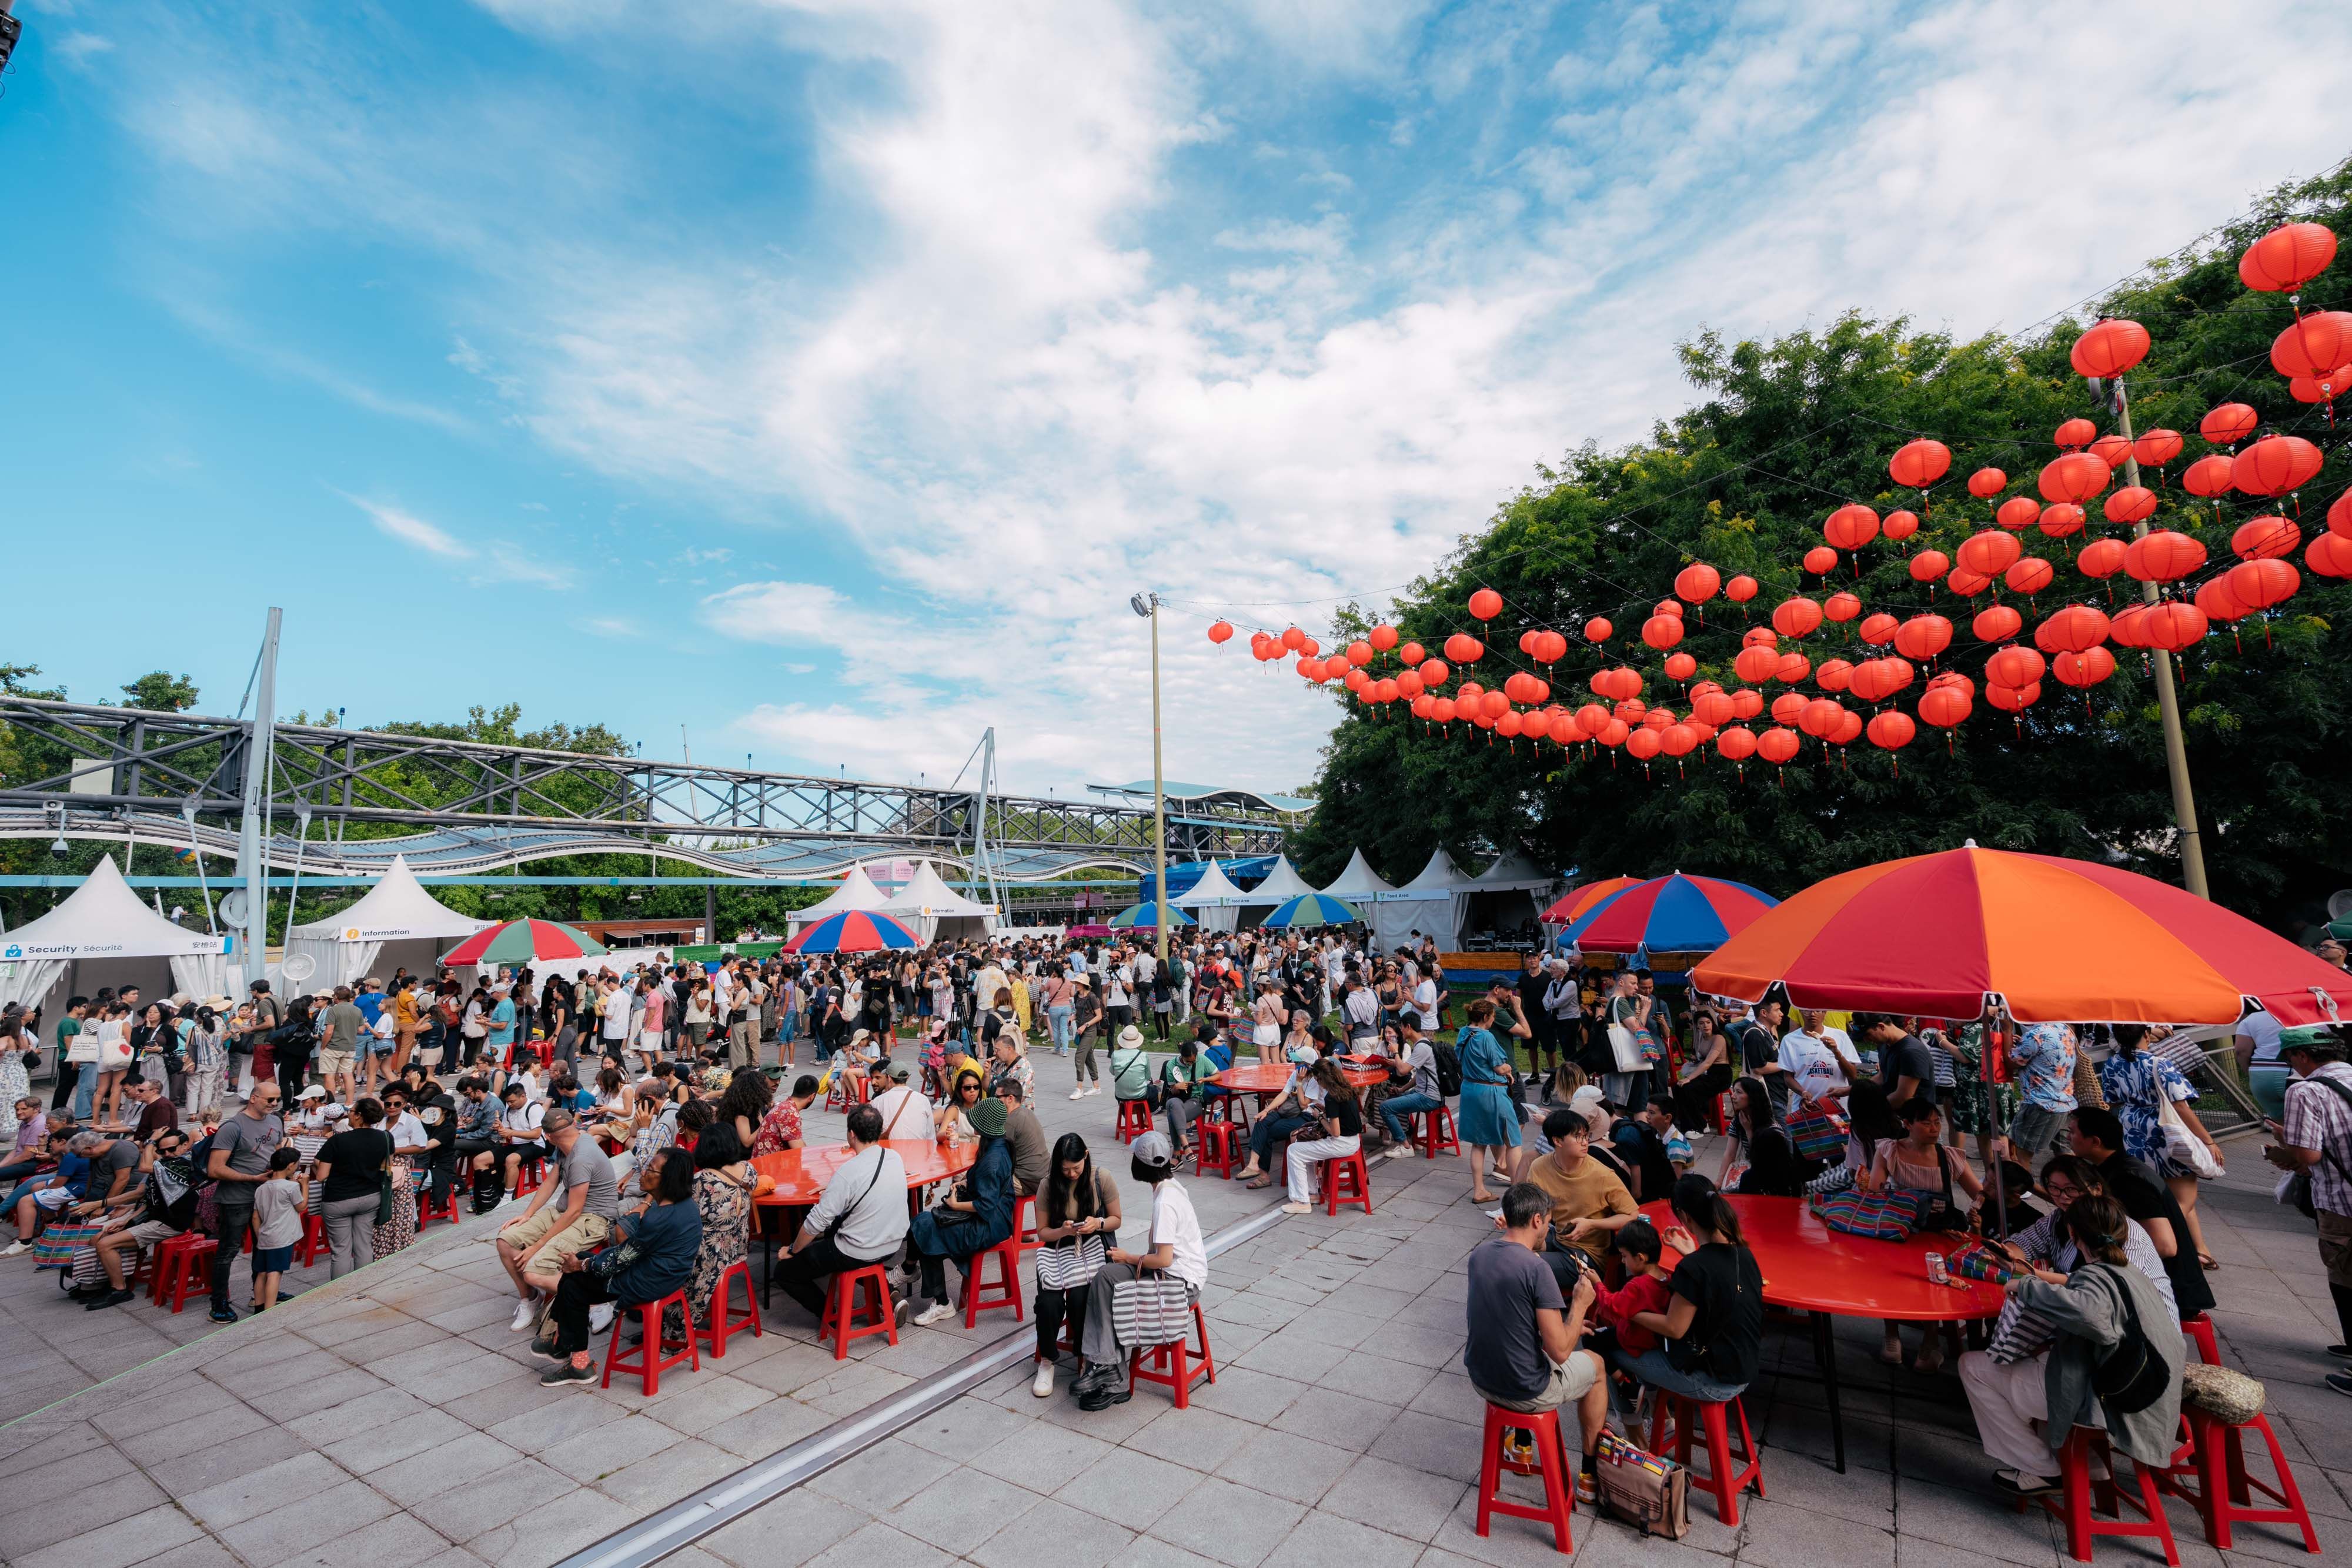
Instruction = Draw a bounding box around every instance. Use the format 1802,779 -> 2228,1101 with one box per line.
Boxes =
119,671 -> 201,711
1293,162 -> 2352,933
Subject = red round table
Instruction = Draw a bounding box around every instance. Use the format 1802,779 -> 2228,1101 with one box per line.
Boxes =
1208,1062 -> 1386,1097
1640,1193 -> 2005,1473
750,1139 -> 977,1306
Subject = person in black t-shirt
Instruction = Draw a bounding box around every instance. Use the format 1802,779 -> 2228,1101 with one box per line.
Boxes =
2068,1106 -> 2214,1319
1855,1014 -> 1937,1108
1279,1059 -> 1365,1214
1616,1175 -> 1763,1409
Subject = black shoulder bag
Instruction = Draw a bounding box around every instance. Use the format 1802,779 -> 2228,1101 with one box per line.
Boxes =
2089,1263 -> 2171,1415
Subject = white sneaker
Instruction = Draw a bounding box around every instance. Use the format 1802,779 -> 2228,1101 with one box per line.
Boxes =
1384,1145 -> 1414,1161
1032,1360 -> 1055,1398
1085,1085 -> 1101,1097
0,1241 -> 26,1258
589,1302 -> 616,1334
510,1296 -> 541,1332
913,1302 -> 955,1328
1070,1088 -> 1087,1100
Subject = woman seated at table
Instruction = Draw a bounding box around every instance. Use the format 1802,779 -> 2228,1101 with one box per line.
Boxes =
1280,1059 -> 1364,1215
1620,1175 -> 1764,1412
905,1095 -> 1015,1326
1031,1132 -> 1120,1398
661,1124 -> 763,1342
589,1066 -> 635,1129
1725,1075 -> 1822,1197
1860,1097 -> 1982,1374
1994,1154 -> 2175,1315
935,1068 -> 986,1143
1956,1193 -> 2183,1500
717,1071 -> 773,1153
537,1146 -> 703,1386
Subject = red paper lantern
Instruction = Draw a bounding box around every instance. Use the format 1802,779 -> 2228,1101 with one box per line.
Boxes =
1813,659 -> 1854,693
1296,657 -> 1323,680
1987,682 -> 2041,713
1398,641 -> 1425,666
1776,651 -> 1812,684
2037,503 -> 2087,538
1673,563 -> 1720,604
2288,367 -> 2352,406
1346,639 -> 1374,666
1946,568 -> 1991,597
1757,727 -> 1801,764
1467,588 -> 1503,621
1986,646 -> 2046,690
2141,602 -> 2209,651
2123,530 -> 2206,583
1642,706 -> 1675,731
1444,632 -> 1484,664
1883,510 -> 1919,542
1583,617 -> 1612,644
1207,621 -> 1234,644
1663,652 -> 1697,681
2231,516 -> 2299,561
1625,727 -> 1662,761
2109,604 -> 2149,648
2069,319 -> 2151,379
1495,710 -> 1522,737
1730,688 -> 1765,720
1973,604 -> 2022,643
1830,710 -> 1863,746
2040,453 -> 2110,504
1576,702 -> 1611,734
2306,530 -> 2352,578
2003,557 -> 2054,596
2053,418 -> 2096,451
1732,644 -> 1778,684
1889,440 -> 1952,489
1825,591 -> 1862,623
1799,698 -> 1845,738
1725,574 -> 1759,603
1866,711 -> 1916,753
1642,614 -> 1683,651
1770,692 -> 1809,726
1716,726 -> 1758,762
1919,686 -> 1972,728
1908,550 -> 1950,584
1537,630 -> 1569,663
1374,678 -> 1400,703
2333,486 -> 2352,540
2089,434 -> 2133,469
1431,697 -> 1458,723
2035,604 -> 2110,654
2270,312 -> 2352,379
2233,435 -> 2325,498
1770,597 -> 1824,638
2194,578 -> 2248,626
1418,658 -> 1450,687
1277,626 -> 1302,651
1893,614 -> 1953,661
1654,599 -> 1683,620
2227,557 -> 2300,610
2132,430 -> 2182,469
1967,467 -> 2008,499
1996,496 -> 2042,530
1364,624 -> 1394,652
1658,724 -> 1696,758
1693,690 -> 1737,727
2076,537 -> 2128,580
1823,504 -> 1880,551
2181,455 -> 2236,498
1741,626 -> 1778,649
2100,488 -> 2156,527
2199,404 -> 2259,448
1479,690 -> 1509,720
1395,669 -> 1425,698
1956,530 -> 2022,577
2054,647 -> 2116,688
2239,222 -> 2338,292
1859,612 -> 1900,644
1802,546 -> 1838,574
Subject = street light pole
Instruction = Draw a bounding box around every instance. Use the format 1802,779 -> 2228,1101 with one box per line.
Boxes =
1131,592 -> 1170,962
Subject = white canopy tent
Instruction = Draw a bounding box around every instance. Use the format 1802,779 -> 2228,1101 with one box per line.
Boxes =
1237,854 -> 1319,927
787,864 -> 891,932
282,855 -> 491,991
879,861 -> 998,943
1319,849 -> 1395,903
1171,861 -> 1248,932
0,855 -> 230,1014
1372,848 -> 1474,952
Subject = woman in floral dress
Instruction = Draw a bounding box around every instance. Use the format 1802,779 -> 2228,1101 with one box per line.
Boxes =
664,1124 -> 759,1341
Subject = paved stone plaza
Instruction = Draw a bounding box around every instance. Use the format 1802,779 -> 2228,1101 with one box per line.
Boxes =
2,1045 -> 2348,1568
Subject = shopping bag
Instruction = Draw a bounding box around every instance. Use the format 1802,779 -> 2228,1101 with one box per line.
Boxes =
29,1221 -> 108,1271
1592,1430 -> 1689,1539
1110,1267 -> 1190,1349
1809,1188 -> 1923,1240
1783,1101 -> 1848,1162
1946,1239 -> 2026,1285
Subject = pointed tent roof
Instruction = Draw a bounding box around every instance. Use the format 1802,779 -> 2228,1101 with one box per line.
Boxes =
1242,854 -> 1319,904
1319,848 -> 1394,900
1396,848 -> 1471,895
788,864 -> 891,928
879,861 -> 996,919
289,855 -> 491,941
1172,861 -> 1249,907
1,855 -> 227,958
1471,850 -> 1555,891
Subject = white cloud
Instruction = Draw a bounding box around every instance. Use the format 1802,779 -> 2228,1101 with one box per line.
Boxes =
346,494 -> 473,559
53,31 -> 116,66
341,494 -> 577,590
697,580 -> 858,644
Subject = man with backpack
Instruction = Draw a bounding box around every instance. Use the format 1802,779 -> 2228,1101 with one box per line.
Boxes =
2264,1027 -> 2352,1390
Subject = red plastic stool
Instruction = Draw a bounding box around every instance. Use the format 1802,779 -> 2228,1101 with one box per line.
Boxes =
2016,1426 -> 2179,1566
1315,1149 -> 1373,1215
1475,1403 -> 1576,1553
1115,1099 -> 1153,1143
416,1183 -> 462,1231
2180,1315 -> 2220,1365
156,1236 -> 219,1314
513,1156 -> 545,1197
1650,1391 -> 1765,1526
1414,1104 -> 1461,1158
148,1233 -> 198,1304
820,1265 -> 899,1359
600,1289 -> 700,1395
2167,1404 -> 2320,1553
1014,1193 -> 1040,1252
961,1238 -> 1026,1326
694,1258 -> 763,1359
296,1211 -> 328,1269
1195,1120 -> 1240,1179
1127,1301 -> 1215,1409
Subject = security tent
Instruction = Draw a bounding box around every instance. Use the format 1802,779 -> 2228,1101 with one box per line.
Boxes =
0,855 -> 230,1014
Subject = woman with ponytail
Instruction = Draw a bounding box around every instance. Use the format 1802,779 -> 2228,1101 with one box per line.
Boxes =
1618,1175 -> 1765,1408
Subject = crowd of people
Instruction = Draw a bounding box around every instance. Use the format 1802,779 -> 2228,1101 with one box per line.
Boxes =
1,919 -> 2347,1524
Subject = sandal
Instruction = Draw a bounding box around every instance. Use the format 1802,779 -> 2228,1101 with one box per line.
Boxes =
1244,1177 -> 1273,1191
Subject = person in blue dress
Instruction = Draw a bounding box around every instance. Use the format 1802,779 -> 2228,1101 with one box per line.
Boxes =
906,1095 -> 1016,1325
1457,998 -> 1523,1204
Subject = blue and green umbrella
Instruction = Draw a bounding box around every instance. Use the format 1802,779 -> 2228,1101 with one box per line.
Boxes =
1108,901 -> 1195,929
1260,892 -> 1362,929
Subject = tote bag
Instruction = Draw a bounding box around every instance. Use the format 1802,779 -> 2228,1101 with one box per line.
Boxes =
1783,1101 -> 1849,1162
1037,1234 -> 1107,1290
1809,1188 -> 1923,1241
1111,1267 -> 1191,1349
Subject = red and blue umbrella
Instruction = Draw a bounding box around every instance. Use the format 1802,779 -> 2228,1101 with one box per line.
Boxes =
786,910 -> 923,953
1558,872 -> 1778,955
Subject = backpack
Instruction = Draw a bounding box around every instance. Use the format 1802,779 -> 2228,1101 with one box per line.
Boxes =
1430,1040 -> 1464,1098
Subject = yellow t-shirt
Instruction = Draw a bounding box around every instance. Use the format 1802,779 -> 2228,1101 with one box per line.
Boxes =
1527,1150 -> 1636,1262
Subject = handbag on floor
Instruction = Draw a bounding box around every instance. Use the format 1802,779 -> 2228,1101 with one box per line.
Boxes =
1592,1430 -> 1689,1539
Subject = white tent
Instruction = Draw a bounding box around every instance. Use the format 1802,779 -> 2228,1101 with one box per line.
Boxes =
282,855 -> 492,991
1237,854 -> 1319,927
787,864 -> 892,932
1373,848 -> 1474,952
1171,861 -> 1247,932
1319,849 -> 1394,902
0,855 -> 230,1013
879,861 -> 997,943
1459,850 -> 1559,944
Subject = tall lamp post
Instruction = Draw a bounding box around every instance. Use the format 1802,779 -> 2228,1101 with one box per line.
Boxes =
1130,591 -> 1169,962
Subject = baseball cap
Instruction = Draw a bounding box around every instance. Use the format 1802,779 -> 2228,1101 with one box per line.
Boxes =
297,1085 -> 328,1100
1130,1130 -> 1174,1168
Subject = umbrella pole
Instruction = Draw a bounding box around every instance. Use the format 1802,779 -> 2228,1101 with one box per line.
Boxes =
1981,1007 -> 2009,1239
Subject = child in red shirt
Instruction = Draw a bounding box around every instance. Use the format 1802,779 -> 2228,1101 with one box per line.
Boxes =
1590,1219 -> 1673,1355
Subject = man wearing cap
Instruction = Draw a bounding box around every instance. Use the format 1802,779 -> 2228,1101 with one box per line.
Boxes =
2264,1026 -> 2352,1389
868,1062 -> 933,1142
1070,1131 -> 1208,1410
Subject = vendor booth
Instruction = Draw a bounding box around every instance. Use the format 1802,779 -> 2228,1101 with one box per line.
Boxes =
879,861 -> 998,943
282,854 -> 491,991
1373,848 -> 1472,952
0,855 -> 230,1015
1457,850 -> 1559,946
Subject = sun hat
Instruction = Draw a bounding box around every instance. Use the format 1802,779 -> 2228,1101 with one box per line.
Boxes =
966,1097 -> 1008,1139
1117,1024 -> 1145,1048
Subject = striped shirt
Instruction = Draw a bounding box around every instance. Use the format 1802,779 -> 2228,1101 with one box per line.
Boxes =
2283,1062 -> 2352,1216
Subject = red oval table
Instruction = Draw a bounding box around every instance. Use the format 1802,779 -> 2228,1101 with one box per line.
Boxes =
1208,1061 -> 1387,1097
1640,1193 -> 2006,1473
750,1139 -> 977,1306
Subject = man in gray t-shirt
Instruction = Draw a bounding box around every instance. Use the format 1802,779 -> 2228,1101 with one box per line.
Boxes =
204,1090 -> 286,1320
556,1132 -> 620,1221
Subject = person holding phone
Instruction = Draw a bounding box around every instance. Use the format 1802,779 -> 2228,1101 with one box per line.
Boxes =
1031,1133 -> 1121,1398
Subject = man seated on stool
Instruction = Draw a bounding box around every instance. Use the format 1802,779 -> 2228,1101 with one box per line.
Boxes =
774,1102 -> 911,1326
1466,1181 -> 1608,1502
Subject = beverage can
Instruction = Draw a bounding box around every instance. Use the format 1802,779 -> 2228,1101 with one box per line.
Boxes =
1925,1252 -> 1948,1286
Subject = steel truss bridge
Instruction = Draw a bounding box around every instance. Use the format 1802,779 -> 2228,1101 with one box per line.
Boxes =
0,698 -> 1294,882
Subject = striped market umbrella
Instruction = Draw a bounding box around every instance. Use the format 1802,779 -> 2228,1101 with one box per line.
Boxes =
1260,892 -> 1362,929
1693,845 -> 2352,1025
1108,901 -> 1195,930
785,910 -> 923,954
439,918 -> 606,967
1558,872 -> 1779,955
1542,876 -> 1640,926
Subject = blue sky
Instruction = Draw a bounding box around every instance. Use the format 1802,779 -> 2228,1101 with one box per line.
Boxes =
7,0 -> 2350,800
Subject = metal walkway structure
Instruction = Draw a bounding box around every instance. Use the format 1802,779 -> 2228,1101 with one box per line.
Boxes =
0,697 -> 1295,881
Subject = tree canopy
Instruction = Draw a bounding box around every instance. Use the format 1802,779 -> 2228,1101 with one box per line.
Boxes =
1291,162 -> 2352,934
